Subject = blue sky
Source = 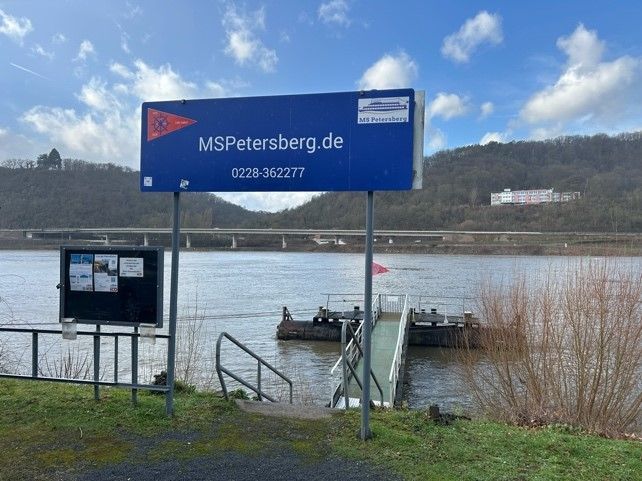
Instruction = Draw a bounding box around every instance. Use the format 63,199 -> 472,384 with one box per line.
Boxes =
1,1 -> 641,211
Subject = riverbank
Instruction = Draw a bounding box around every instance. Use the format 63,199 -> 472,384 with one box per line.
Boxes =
1,380 -> 640,481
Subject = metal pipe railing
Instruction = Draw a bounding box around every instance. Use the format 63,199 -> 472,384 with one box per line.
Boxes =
0,327 -> 171,398
216,331 -> 293,404
339,320 -> 384,409
388,295 -> 409,406
329,294 -> 381,377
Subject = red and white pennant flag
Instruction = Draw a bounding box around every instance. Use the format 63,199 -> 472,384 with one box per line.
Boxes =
372,262 -> 389,275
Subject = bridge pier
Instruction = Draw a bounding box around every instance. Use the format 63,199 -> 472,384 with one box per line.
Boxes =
282,235 -> 287,249
231,235 -> 237,249
186,234 -> 191,249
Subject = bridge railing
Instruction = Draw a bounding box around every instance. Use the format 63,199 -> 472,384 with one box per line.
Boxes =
388,294 -> 409,406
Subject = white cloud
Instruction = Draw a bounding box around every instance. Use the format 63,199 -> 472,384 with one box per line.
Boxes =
357,52 -> 418,90
480,131 -> 506,144
205,81 -> 226,98
480,101 -> 494,118
20,60 -> 233,168
428,92 -> 468,120
318,0 -> 351,27
76,77 -> 121,112
21,105 -> 139,165
32,44 -> 54,60
441,11 -> 502,63
222,4 -> 278,72
110,62 -> 134,79
556,23 -> 604,70
216,192 -> 318,212
129,59 -> 198,101
427,128 -> 446,150
0,9 -> 33,44
121,34 -> 131,54
74,39 -> 95,61
520,25 -> 641,134
124,2 -> 142,19
52,33 -> 66,44
0,126 -> 44,160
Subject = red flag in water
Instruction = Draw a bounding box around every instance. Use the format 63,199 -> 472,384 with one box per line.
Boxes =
372,262 -> 389,275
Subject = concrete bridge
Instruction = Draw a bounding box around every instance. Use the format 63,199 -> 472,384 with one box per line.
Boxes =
5,227 -> 636,250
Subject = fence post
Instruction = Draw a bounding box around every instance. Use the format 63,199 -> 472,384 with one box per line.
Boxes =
31,332 -> 38,378
93,325 -> 100,400
114,335 -> 119,384
132,326 -> 138,405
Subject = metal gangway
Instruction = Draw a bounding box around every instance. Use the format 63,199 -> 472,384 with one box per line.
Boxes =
329,294 -> 411,409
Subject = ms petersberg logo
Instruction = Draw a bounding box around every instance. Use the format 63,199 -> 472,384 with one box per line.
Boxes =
357,97 -> 410,124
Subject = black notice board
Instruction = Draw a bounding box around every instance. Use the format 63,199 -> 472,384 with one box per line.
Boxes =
60,246 -> 164,327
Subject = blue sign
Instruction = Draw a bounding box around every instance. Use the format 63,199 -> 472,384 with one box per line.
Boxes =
140,89 -> 422,192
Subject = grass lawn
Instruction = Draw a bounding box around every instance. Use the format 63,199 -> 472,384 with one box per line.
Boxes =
0,379 -> 640,481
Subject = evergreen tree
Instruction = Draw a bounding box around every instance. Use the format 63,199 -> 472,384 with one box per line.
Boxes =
48,148 -> 62,170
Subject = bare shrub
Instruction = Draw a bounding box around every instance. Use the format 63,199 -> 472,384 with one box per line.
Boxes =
175,295 -> 207,387
459,261 -> 642,436
0,339 -> 10,373
263,359 -> 316,405
40,347 -> 92,379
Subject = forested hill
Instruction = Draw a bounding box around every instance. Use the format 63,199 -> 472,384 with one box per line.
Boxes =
265,132 -> 642,232
1,132 -> 641,232
0,160 -> 261,229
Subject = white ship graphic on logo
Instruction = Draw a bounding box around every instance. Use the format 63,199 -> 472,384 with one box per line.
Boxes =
357,96 -> 410,124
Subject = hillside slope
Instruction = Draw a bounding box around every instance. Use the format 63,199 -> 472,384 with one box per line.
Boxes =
0,162 -> 261,229
267,132 -> 642,232
2,132 -> 641,232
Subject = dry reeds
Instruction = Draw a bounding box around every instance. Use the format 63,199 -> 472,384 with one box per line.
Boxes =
459,260 -> 642,436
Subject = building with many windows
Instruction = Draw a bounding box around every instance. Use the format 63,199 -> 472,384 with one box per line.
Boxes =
490,188 -> 581,206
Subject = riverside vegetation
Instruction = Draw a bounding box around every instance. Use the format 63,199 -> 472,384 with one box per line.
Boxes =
1,131 -> 642,232
459,260 -> 642,437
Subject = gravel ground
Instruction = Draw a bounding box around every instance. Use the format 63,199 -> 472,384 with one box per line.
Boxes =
75,451 -> 401,481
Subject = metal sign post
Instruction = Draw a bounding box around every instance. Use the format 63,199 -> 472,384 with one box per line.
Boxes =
165,191 -> 180,415
361,190 -> 374,440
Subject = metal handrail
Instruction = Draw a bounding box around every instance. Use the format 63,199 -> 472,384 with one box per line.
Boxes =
339,320 -> 384,409
0,326 -> 170,400
216,331 -> 293,404
329,294 -> 380,376
388,295 -> 409,406
408,294 -> 476,316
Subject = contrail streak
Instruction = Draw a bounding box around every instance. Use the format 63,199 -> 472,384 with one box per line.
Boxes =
9,62 -> 49,80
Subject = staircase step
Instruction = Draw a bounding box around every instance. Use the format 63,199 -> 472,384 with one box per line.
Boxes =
235,399 -> 335,420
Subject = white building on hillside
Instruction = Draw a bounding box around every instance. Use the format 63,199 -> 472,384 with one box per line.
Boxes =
490,188 -> 580,206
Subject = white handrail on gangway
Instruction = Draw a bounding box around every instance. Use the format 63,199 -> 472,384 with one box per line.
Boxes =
388,294 -> 409,406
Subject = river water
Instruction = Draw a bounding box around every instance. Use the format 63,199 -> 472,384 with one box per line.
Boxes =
1,250 -> 640,410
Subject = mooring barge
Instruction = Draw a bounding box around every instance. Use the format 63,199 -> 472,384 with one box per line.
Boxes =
277,293 -> 483,348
